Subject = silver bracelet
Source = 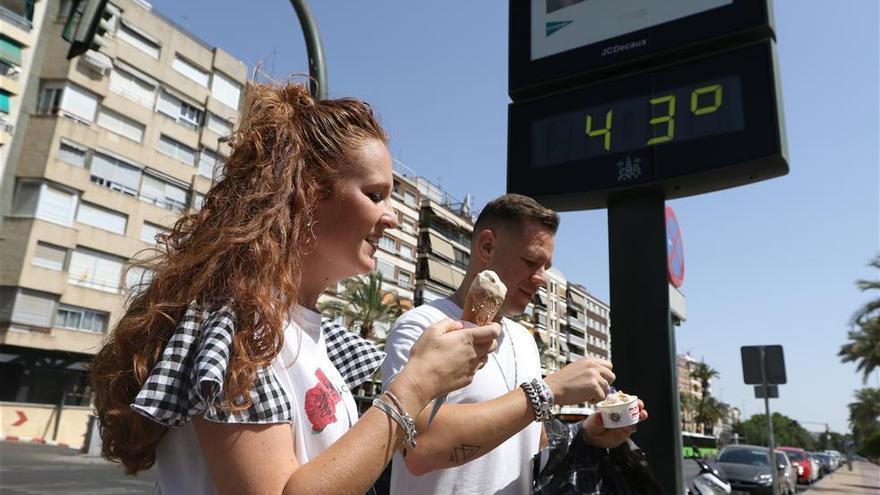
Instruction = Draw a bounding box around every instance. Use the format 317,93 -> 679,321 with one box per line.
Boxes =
373,394 -> 417,450
520,378 -> 555,422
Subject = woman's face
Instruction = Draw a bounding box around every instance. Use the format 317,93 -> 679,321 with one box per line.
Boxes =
309,138 -> 398,282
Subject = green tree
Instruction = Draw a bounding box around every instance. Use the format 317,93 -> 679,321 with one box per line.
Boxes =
838,254 -> 880,382
319,272 -> 403,340
734,413 -> 816,450
848,387 -> 880,461
690,362 -> 722,433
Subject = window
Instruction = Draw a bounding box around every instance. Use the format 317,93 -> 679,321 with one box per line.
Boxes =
140,171 -> 189,213
399,244 -> 414,260
197,148 -> 223,180
404,191 -> 417,207
211,71 -> 242,109
401,218 -> 417,235
140,222 -> 166,244
117,19 -> 160,59
12,181 -> 78,227
109,65 -> 156,108
156,90 -> 203,129
90,151 -> 142,196
4,289 -> 56,328
0,90 -> 9,114
76,202 -> 127,235
375,259 -> 396,280
206,112 -> 233,136
68,247 -> 125,293
57,139 -> 88,167
454,248 -> 469,268
124,266 -> 154,295
32,242 -> 68,271
398,270 -> 412,289
157,134 -> 196,165
56,305 -> 107,333
193,192 -> 205,211
172,55 -> 209,87
0,36 -> 23,66
97,108 -> 145,142
379,236 -> 396,252
37,82 -> 99,123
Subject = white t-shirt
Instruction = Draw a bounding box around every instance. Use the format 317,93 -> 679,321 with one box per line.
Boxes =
381,298 -> 543,495
154,307 -> 359,495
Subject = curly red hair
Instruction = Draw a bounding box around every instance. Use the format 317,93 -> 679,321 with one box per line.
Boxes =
90,82 -> 387,474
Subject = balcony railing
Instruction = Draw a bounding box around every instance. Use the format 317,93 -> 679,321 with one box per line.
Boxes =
0,5 -> 32,32
567,333 -> 586,349
567,316 -> 586,331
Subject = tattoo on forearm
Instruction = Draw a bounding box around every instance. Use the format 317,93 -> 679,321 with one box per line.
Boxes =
449,444 -> 481,464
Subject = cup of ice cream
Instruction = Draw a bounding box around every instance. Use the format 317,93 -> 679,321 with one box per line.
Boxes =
596,389 -> 640,428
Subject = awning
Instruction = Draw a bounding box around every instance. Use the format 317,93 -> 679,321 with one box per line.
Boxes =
120,18 -> 162,45
428,233 -> 455,262
427,258 -> 464,289
425,204 -> 473,232
82,50 -> 112,72
113,58 -> 159,87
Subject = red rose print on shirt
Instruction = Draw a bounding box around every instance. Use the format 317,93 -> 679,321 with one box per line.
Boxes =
304,369 -> 341,433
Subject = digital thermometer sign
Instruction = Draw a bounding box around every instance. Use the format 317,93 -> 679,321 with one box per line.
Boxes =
510,0 -> 773,99
507,41 -> 787,211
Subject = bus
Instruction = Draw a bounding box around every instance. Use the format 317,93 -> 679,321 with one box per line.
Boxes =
682,432 -> 719,458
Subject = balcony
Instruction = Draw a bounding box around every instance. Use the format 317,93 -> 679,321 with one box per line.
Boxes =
0,4 -> 32,32
567,333 -> 586,349
567,315 -> 586,331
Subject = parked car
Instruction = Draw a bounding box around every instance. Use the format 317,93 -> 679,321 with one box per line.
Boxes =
716,445 -> 796,495
777,447 -> 812,484
806,452 -> 824,479
824,449 -> 843,469
811,452 -> 833,476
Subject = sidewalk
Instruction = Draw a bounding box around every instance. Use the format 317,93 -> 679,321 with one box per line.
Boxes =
807,461 -> 879,494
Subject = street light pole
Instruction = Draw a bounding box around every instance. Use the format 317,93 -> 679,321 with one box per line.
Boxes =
289,0 -> 327,100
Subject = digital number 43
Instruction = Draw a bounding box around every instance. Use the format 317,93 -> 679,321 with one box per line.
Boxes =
585,84 -> 723,151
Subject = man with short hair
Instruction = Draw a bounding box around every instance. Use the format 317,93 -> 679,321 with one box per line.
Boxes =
382,193 -> 647,494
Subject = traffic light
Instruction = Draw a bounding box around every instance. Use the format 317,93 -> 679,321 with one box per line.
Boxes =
62,0 -> 116,60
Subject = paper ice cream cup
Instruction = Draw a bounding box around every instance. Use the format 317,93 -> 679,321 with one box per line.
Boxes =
596,395 -> 640,428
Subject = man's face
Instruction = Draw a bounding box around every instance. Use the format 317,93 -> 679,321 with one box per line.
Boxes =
487,220 -> 555,315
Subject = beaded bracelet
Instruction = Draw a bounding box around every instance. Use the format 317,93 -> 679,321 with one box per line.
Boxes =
373,392 -> 418,449
520,378 -> 555,422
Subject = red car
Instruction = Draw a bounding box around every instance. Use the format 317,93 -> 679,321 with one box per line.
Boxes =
778,447 -> 812,484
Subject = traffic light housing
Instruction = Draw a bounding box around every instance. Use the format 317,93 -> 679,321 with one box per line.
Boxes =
63,0 -> 114,60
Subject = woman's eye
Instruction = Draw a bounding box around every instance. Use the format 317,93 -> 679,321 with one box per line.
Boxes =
367,193 -> 384,203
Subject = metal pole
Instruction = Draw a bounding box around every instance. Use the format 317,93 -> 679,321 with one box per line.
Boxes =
608,194 -> 683,495
760,347 -> 779,495
289,0 -> 327,100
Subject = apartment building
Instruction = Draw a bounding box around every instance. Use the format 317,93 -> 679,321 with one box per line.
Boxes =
0,0 -> 246,405
1,0 -> 51,181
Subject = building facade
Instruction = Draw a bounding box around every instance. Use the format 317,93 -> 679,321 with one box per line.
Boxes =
0,0 -> 246,406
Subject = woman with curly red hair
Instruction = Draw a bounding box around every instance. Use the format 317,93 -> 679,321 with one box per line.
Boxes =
90,81 -> 500,495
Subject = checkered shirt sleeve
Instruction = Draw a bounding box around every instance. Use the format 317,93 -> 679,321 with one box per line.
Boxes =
323,318 -> 385,390
131,305 -> 292,427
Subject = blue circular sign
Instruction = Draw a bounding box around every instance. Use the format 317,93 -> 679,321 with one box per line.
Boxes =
666,206 -> 685,287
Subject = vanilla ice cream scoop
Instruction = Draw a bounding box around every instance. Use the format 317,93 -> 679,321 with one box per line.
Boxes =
461,270 -> 507,325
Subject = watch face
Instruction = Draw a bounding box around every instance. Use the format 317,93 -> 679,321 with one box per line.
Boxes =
532,0 -> 734,60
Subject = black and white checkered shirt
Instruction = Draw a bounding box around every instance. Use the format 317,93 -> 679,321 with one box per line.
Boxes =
132,305 -> 385,427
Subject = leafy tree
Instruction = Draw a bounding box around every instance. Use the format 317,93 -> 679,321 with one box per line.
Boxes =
734,413 -> 816,450
319,272 -> 404,340
839,255 -> 880,382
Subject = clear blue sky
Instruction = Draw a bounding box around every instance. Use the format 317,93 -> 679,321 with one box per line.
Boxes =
150,0 -> 879,434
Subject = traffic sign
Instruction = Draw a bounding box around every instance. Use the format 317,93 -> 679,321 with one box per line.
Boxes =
666,206 -> 685,288
741,345 -> 787,385
509,0 -> 774,99
508,41 -> 787,210
754,385 -> 779,399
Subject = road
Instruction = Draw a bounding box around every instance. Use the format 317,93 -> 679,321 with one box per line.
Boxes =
1,441 -> 157,494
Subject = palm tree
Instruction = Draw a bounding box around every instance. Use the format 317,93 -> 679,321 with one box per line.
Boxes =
839,254 -> 880,382
689,362 -> 721,433
690,362 -> 720,395
848,388 -> 880,437
319,272 -> 404,340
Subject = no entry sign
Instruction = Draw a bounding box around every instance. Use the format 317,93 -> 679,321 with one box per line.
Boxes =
666,206 -> 684,288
